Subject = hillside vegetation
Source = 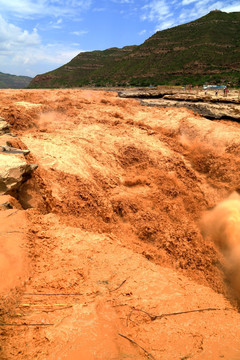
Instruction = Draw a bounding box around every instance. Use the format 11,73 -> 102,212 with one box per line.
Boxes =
29,11 -> 240,88
0,72 -> 32,89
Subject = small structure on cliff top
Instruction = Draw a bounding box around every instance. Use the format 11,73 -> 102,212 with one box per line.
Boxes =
203,85 -> 226,90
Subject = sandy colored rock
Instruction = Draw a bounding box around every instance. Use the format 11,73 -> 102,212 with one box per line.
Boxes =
0,144 -> 30,154
0,133 -> 16,146
0,118 -> 10,134
0,133 -> 29,150
0,153 -> 37,194
142,98 -> 240,120
119,87 -> 240,120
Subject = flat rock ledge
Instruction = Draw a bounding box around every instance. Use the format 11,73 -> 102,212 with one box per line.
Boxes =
118,89 -> 240,121
141,98 -> 240,121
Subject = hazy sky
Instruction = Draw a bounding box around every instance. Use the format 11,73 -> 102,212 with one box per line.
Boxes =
0,0 -> 239,77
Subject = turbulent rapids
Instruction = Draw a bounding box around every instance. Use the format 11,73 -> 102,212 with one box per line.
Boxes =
0,89 -> 240,360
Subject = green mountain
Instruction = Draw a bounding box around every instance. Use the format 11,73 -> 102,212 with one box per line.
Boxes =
29,10 -> 240,88
0,72 -> 32,89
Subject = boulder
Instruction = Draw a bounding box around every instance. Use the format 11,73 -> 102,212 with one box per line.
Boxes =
0,153 -> 38,194
0,117 -> 10,135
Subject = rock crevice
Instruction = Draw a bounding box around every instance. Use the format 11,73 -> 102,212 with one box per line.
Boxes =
0,117 -> 37,196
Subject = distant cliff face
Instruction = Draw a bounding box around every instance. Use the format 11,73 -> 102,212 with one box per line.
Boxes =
29,11 -> 240,88
0,72 -> 32,89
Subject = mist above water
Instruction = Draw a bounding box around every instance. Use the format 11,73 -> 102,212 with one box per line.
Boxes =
201,192 -> 240,297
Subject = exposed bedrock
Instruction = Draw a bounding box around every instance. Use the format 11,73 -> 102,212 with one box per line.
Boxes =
0,153 -> 38,195
118,89 -> 240,121
0,117 -> 11,135
0,117 -> 37,194
141,98 -> 240,121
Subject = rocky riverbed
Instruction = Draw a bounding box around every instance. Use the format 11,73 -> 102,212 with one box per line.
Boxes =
118,87 -> 240,121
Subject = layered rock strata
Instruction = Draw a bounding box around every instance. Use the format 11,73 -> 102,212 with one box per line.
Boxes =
0,117 -> 37,195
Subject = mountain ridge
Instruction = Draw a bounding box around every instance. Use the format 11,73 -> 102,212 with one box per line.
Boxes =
29,11 -> 240,88
0,72 -> 32,89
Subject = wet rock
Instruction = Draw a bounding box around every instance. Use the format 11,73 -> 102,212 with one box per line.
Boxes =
0,117 -> 10,135
118,89 -> 174,98
118,89 -> 240,120
0,153 -> 38,194
0,145 -> 30,155
186,101 -> 240,120
1,201 -> 13,209
164,93 -> 240,104
0,134 -> 30,155
0,195 -> 22,210
141,98 -> 240,121
0,134 -> 26,150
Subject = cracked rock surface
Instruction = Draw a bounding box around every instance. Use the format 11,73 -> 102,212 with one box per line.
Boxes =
0,153 -> 37,194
